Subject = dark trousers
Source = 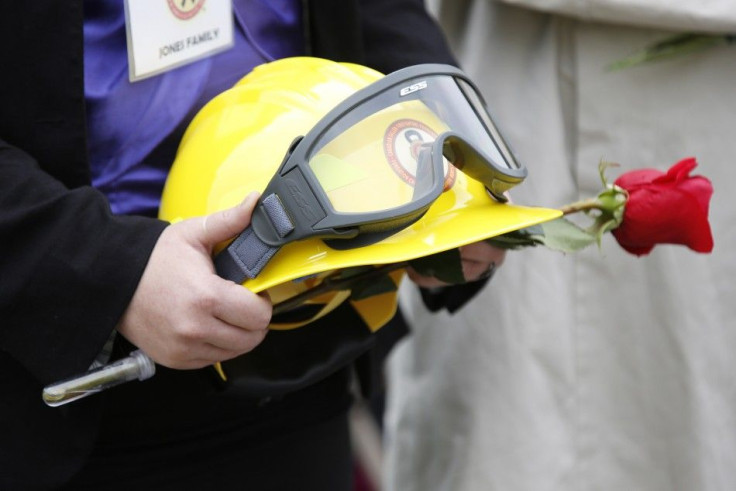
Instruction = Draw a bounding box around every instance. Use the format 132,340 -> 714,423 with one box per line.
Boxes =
61,363 -> 354,490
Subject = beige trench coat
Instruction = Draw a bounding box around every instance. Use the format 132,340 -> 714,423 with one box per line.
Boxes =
384,1 -> 736,490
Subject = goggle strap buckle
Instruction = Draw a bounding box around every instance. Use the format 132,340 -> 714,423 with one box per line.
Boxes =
214,227 -> 279,283
214,193 -> 295,282
262,193 -> 294,238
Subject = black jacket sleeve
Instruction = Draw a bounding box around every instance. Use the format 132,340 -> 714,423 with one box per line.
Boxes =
307,0 -> 458,72
356,0 -> 458,72
0,141 -> 167,384
0,1 -> 168,384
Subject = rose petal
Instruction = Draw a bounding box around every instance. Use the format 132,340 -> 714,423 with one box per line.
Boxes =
612,186 -> 713,254
679,176 -> 714,213
614,168 -> 663,190
656,157 -> 698,183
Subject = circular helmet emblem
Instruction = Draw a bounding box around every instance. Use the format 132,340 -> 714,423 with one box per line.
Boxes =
383,119 -> 456,191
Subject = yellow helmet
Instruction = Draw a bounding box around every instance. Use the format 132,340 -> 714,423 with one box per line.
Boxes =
159,57 -> 559,331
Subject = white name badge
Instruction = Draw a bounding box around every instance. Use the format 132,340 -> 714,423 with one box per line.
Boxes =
124,0 -> 234,82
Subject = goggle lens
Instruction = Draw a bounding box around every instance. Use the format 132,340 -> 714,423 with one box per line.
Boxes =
307,102 -> 442,214
305,73 -> 520,214
214,65 -> 528,283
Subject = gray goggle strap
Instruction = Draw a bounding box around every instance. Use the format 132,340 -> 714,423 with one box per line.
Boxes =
214,193 -> 294,283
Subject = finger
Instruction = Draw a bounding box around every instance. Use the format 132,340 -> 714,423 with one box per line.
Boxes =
202,321 -> 269,356
459,242 -> 505,281
464,261 -> 496,281
461,256 -> 497,282
160,325 -> 267,369
199,192 -> 260,246
405,267 -> 448,288
211,280 -> 273,331
149,339 -> 241,370
175,346 -> 246,369
187,342 -> 259,368
459,241 -> 505,264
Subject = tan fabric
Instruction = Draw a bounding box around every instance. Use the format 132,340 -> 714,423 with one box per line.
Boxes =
385,2 -> 736,490
502,0 -> 736,32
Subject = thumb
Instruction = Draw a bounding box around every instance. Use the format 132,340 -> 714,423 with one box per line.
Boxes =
197,191 -> 260,247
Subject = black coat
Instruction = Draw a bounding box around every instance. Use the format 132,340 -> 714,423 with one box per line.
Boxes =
0,0 -> 457,488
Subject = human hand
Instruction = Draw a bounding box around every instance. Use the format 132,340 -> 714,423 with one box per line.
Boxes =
405,241 -> 505,288
117,192 -> 272,369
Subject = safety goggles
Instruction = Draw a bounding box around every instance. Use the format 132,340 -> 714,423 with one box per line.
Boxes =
215,64 -> 527,283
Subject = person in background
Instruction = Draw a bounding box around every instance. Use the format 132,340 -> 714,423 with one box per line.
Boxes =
0,1 -> 502,489
384,1 -> 736,490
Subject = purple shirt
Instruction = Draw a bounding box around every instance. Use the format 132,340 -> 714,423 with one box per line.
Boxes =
84,0 -> 304,216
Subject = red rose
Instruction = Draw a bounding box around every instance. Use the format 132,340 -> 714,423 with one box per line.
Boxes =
611,157 -> 714,256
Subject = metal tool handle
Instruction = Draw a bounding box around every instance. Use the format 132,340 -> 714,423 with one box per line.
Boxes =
42,350 -> 155,407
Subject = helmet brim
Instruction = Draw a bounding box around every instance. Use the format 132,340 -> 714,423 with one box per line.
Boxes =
244,197 -> 560,293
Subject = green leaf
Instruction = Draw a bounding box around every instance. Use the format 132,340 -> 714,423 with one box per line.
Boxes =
588,215 -> 620,245
333,266 -> 398,301
536,217 -> 597,253
598,160 -> 620,187
485,225 -> 546,250
349,273 -> 398,301
607,33 -> 732,71
408,248 -> 465,284
334,266 -> 374,280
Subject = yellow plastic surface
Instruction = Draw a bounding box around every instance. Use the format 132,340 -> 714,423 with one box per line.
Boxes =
159,57 -> 561,330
